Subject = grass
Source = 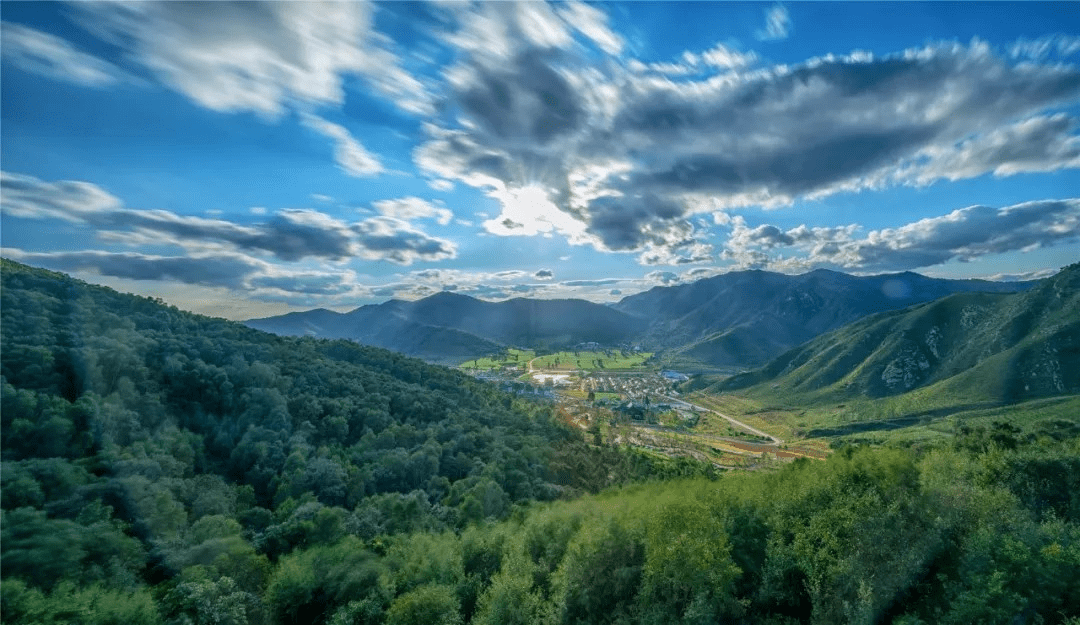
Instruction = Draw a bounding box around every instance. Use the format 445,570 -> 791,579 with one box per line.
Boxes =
459,348 -> 654,372
688,387 -> 1080,452
459,348 -> 535,370
531,350 -> 654,372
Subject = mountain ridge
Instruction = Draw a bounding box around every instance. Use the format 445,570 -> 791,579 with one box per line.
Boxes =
248,268 -> 1036,368
714,262 -> 1080,405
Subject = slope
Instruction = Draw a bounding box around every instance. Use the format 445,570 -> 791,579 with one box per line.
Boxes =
247,291 -> 646,360
717,263 -> 1080,407
615,268 -> 1033,368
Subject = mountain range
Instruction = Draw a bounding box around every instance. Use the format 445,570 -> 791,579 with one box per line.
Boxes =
247,269 -> 1034,369
716,262 -> 1080,404
246,292 -> 647,364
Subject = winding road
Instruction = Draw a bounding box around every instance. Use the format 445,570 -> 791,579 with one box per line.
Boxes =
660,394 -> 783,445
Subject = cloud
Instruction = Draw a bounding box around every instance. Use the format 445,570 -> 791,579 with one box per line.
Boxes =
2,249 -> 262,289
555,1 -> 624,55
352,217 -> 457,264
1010,34 -> 1080,60
628,44 -> 757,77
560,278 -> 623,287
301,114 -> 384,177
700,43 -> 758,70
372,197 -> 453,225
534,269 -> 554,280
756,4 -> 791,41
1,22 -> 126,87
417,5 -> 1080,264
720,198 -> 1080,273
977,268 -> 1061,282
2,171 -> 455,265
899,114 -> 1080,184
72,0 -> 430,117
3,248 -> 366,304
644,270 -> 680,285
1,171 -> 123,219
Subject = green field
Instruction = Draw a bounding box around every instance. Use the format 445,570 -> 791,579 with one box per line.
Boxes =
687,389 -> 1080,451
531,349 -> 653,371
459,348 -> 535,370
459,348 -> 654,372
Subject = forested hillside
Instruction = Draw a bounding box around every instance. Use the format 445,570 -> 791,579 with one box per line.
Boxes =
717,263 -> 1080,404
1,260 -> 699,624
3,260 -> 1079,625
246,292 -> 646,363
615,268 -> 1032,368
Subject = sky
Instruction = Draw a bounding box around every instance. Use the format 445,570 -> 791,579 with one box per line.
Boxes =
2,1 -> 1079,320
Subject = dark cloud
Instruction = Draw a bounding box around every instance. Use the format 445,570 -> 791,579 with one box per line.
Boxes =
561,278 -> 622,287
585,194 -> 686,251
352,217 -> 457,265
3,250 -> 261,289
534,269 -> 554,279
2,172 -> 455,265
721,198 -> 1080,273
826,199 -> 1080,271
248,272 -> 355,295
419,24 -> 1080,262
645,271 -> 680,285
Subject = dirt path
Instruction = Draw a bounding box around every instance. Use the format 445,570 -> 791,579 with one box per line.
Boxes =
660,394 -> 783,445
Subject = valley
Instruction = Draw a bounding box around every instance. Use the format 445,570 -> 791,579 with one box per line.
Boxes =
3,259 -> 1078,625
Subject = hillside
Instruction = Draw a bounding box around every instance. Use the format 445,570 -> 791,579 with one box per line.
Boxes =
615,268 -> 1034,368
3,259 -> 1079,625
248,269 -> 1032,369
246,292 -> 646,362
717,263 -> 1080,405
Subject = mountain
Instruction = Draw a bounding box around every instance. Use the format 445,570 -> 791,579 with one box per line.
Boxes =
248,269 -> 1035,368
614,268 -> 1034,368
246,291 -> 647,362
717,263 -> 1080,404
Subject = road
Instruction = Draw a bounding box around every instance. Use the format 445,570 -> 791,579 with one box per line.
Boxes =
660,394 -> 783,445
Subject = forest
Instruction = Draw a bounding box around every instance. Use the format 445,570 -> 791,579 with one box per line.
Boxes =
2,258 -> 1079,625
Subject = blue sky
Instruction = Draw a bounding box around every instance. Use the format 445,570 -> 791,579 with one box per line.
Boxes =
2,1 -> 1078,319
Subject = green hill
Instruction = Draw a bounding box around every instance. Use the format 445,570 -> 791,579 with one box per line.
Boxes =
3,260 -> 1078,625
717,263 -> 1080,408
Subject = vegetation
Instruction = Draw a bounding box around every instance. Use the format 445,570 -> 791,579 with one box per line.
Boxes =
530,350 -> 653,372
459,349 -> 534,371
3,259 -> 1079,624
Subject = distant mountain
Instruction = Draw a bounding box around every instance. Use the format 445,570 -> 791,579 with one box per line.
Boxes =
248,269 -> 1035,367
717,263 -> 1080,403
246,292 -> 647,363
614,268 -> 1034,368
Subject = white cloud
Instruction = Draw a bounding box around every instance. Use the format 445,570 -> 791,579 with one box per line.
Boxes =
301,113 -> 384,177
418,26 -> 1080,264
700,43 -> 758,69
1,22 -> 125,87
556,1 -> 624,55
372,197 -> 453,225
2,171 -> 456,265
352,217 -> 457,264
756,4 -> 791,41
719,198 -> 1080,273
1010,34 -> 1080,60
72,1 -> 431,117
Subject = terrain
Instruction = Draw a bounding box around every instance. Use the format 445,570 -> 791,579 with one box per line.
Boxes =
246,269 -> 1032,370
247,293 -> 647,364
3,259 -> 1078,625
